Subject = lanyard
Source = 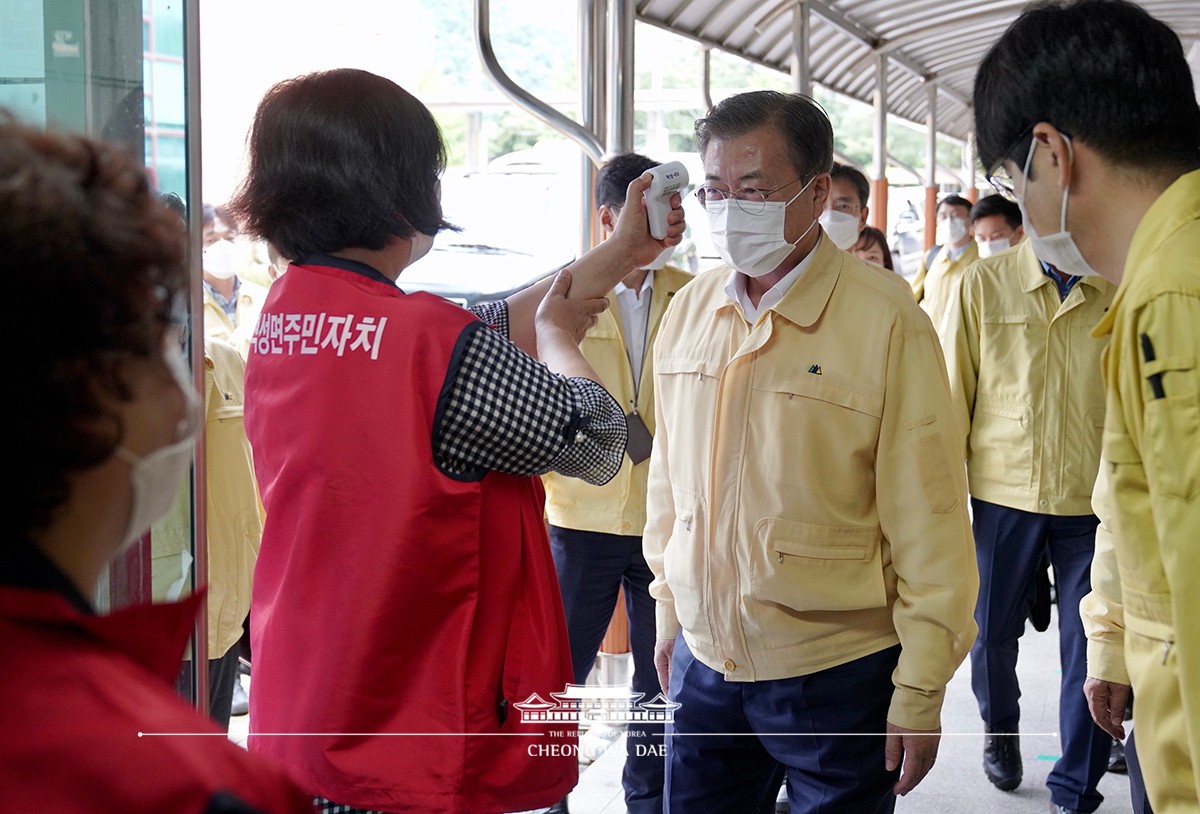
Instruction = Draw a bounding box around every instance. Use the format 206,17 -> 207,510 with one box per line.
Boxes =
622,290 -> 655,413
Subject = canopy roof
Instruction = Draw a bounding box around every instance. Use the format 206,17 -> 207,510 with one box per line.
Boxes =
636,0 -> 1200,141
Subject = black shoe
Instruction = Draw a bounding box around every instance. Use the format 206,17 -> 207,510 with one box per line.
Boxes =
545,796 -> 569,814
1050,805 -> 1081,814
1108,738 -> 1127,773
983,728 -> 1022,791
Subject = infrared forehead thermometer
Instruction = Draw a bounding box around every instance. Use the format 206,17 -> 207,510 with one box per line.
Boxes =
644,161 -> 689,240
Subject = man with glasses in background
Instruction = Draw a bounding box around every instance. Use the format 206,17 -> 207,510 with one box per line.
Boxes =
975,1 -> 1200,810
643,90 -> 978,814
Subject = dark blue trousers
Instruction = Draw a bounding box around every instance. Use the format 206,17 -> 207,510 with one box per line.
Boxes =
969,498 -> 1110,812
549,526 -> 664,814
664,635 -> 901,814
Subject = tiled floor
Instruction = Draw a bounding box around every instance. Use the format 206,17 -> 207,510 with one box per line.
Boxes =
228,604 -> 1137,813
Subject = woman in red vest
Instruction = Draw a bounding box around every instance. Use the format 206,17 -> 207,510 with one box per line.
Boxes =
0,120 -> 313,813
226,69 -> 684,814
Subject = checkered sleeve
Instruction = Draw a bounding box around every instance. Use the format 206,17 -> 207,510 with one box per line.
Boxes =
467,300 -> 509,338
433,320 -> 627,486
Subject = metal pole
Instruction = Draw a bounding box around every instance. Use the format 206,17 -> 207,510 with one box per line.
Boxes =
789,3 -> 811,96
607,0 -> 635,154
184,0 -> 209,717
870,54 -> 888,231
473,0 -> 604,163
963,131 -> 978,202
924,83 -> 938,251
702,47 -> 714,112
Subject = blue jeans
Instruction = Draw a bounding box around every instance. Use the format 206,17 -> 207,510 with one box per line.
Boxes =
550,526 -> 663,814
969,498 -> 1110,812
665,636 -> 901,814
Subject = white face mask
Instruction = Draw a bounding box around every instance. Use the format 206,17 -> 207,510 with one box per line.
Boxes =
202,239 -> 238,280
707,177 -> 817,278
1016,134 -> 1100,277
115,342 -> 199,545
976,237 -> 1012,259
818,209 -> 861,251
936,216 -> 969,247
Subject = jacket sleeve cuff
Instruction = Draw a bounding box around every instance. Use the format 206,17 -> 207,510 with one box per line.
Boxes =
1087,640 -> 1130,686
656,601 -> 680,642
886,686 -> 946,731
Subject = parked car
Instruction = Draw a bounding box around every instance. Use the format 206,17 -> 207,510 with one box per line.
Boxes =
401,145 -> 581,306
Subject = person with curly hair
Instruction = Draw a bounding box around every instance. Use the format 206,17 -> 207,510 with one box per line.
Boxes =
0,116 -> 313,813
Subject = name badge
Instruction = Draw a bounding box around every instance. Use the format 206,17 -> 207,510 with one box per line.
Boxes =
625,410 -> 654,464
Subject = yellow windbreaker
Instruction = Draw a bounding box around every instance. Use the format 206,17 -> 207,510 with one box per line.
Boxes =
644,236 -> 978,731
1080,169 -> 1200,811
543,266 -> 691,535
941,240 -> 1114,514
912,239 -> 980,334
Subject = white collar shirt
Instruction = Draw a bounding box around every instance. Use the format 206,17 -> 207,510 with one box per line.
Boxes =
614,271 -> 655,387
723,235 -> 824,326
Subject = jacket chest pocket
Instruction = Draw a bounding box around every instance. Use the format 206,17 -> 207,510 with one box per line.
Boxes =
749,518 -> 887,613
1143,353 -> 1198,501
656,356 -> 723,437
747,374 -> 882,498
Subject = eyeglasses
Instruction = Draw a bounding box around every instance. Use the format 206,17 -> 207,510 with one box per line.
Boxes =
984,124 -> 1035,201
695,176 -> 805,215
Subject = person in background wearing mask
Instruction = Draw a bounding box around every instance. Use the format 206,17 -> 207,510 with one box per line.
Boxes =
940,193 -> 1115,813
0,119 -> 312,812
541,152 -> 692,814
971,194 -> 1024,260
975,1 -> 1200,810
645,90 -> 978,814
818,161 -> 870,251
912,194 -> 979,327
202,204 -> 266,359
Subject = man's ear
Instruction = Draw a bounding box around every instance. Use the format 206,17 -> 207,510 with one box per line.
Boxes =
598,204 -> 618,237
810,172 -> 832,216
1013,225 -> 1025,243
859,206 -> 869,230
1032,121 -> 1072,191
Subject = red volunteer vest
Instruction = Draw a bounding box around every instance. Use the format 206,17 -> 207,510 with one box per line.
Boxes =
244,261 -> 576,813
0,588 -> 312,813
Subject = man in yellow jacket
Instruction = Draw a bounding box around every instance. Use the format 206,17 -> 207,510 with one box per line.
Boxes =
941,232 -> 1115,811
645,90 -> 978,814
911,194 -> 979,330
542,152 -> 691,814
202,204 -> 266,359
975,2 -> 1200,811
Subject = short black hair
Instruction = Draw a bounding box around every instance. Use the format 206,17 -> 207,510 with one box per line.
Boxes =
595,152 -> 659,210
970,194 -> 1022,229
2,118 -> 187,538
829,162 -> 870,208
696,91 -> 833,184
852,226 -> 894,271
975,0 -> 1200,175
227,69 -> 453,259
937,194 -> 973,218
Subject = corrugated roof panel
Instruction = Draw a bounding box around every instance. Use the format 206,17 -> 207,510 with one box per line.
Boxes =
637,0 -> 1200,141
